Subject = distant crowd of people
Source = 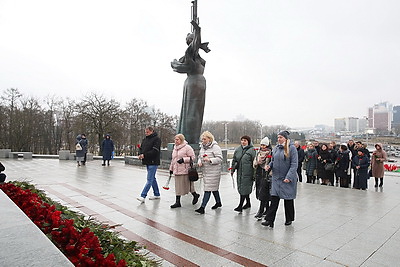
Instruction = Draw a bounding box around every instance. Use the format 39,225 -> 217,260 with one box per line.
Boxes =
298,139 -> 387,189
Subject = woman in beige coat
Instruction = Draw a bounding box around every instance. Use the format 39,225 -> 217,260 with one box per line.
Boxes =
169,134 -> 200,208
371,143 -> 387,187
195,131 -> 223,214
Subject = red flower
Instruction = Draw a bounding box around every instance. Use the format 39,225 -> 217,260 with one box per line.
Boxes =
136,144 -> 141,148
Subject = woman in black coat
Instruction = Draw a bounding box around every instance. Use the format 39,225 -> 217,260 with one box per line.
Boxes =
336,145 -> 350,188
317,144 -> 335,185
352,149 -> 370,190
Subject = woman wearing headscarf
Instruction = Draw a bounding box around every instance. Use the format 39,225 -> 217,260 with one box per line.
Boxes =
169,134 -> 200,208
231,135 -> 256,213
262,130 -> 298,228
253,137 -> 272,220
195,131 -> 223,214
371,143 -> 387,187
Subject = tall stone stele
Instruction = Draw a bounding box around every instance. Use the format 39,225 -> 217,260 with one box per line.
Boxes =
171,0 -> 210,146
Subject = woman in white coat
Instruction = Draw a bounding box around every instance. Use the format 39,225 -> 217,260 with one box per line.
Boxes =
195,131 -> 223,214
169,134 -> 200,208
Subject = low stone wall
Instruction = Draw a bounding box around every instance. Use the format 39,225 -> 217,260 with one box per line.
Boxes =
0,190 -> 73,266
0,149 -> 11,158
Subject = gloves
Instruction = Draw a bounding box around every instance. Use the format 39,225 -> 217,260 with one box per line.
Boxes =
177,158 -> 184,164
170,170 -> 173,175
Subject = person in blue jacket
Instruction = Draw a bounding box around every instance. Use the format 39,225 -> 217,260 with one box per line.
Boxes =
101,134 -> 114,166
262,130 -> 298,228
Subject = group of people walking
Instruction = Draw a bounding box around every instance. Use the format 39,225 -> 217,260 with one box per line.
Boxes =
132,126 -> 388,230
135,127 -> 299,229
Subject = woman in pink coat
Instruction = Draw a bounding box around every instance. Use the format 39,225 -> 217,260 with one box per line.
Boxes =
169,134 -> 200,208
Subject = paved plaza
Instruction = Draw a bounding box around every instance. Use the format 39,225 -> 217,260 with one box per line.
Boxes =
2,158 -> 400,266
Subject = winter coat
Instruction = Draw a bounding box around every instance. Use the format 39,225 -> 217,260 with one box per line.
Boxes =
297,147 -> 305,168
336,150 -> 350,179
102,137 -> 114,160
316,149 -> 334,180
304,148 -> 318,176
371,144 -> 387,178
170,141 -> 195,175
253,148 -> 272,201
268,141 -> 298,200
231,144 -> 256,195
75,135 -> 87,158
169,141 -> 196,196
352,154 -> 370,189
198,141 -> 223,191
139,132 -> 161,165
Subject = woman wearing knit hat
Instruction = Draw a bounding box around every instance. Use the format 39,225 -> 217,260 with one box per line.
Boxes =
230,135 -> 256,213
262,130 -> 298,228
253,137 -> 272,220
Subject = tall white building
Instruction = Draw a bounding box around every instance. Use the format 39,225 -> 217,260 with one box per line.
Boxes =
368,102 -> 392,132
334,117 -> 365,133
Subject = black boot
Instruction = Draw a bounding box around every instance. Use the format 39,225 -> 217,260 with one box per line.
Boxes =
379,178 -> 383,187
254,201 -> 265,220
170,196 -> 181,208
261,220 -> 274,228
195,207 -> 205,214
234,195 -> 245,212
243,195 -> 251,209
375,178 -> 379,187
211,202 -> 222,209
191,192 -> 200,205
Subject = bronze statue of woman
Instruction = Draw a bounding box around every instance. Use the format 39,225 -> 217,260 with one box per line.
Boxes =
171,20 -> 210,145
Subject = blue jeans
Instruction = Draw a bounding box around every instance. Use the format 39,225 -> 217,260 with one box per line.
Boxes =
201,191 -> 221,208
140,165 -> 160,198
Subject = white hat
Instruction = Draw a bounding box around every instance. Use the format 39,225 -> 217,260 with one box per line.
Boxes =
260,137 -> 270,146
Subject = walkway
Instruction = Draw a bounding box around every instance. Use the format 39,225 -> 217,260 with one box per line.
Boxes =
2,158 -> 400,266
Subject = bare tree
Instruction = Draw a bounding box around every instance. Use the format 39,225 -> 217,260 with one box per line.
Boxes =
76,93 -> 122,156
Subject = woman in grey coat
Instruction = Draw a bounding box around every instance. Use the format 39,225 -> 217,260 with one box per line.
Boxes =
230,135 -> 256,212
195,131 -> 223,214
262,130 -> 298,228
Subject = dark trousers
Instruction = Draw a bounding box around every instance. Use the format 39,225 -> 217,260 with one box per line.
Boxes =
265,196 -> 295,223
297,165 -> 303,182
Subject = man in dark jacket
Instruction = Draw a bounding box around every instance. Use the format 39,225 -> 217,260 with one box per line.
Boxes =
294,141 -> 305,182
137,126 -> 162,203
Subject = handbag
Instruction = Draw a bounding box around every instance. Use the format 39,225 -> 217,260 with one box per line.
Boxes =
188,158 -> 199,182
324,162 -> 335,172
76,143 -> 82,151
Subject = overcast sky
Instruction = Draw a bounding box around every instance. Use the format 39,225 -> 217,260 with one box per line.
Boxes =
1,0 -> 399,128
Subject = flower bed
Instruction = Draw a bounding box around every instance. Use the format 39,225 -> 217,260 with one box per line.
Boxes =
384,164 -> 400,172
0,181 -> 158,266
